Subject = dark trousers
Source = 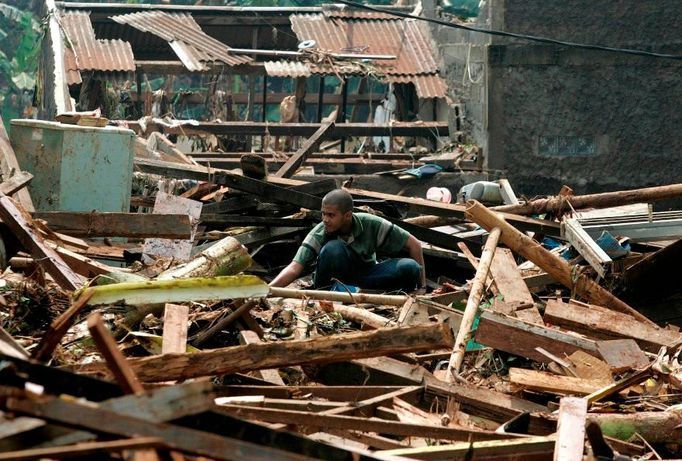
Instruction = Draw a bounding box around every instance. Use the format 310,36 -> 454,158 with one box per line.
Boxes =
313,240 -> 421,292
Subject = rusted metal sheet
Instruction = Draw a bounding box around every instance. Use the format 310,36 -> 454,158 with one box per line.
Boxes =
290,13 -> 437,76
61,11 -> 135,85
111,11 -> 251,69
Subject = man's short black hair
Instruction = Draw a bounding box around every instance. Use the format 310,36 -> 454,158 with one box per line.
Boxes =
322,189 -> 353,214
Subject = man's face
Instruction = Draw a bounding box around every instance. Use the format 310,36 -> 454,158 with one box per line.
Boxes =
321,204 -> 351,234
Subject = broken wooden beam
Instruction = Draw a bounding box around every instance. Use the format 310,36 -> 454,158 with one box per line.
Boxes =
0,193 -> 83,291
465,199 -> 654,325
162,304 -> 189,355
509,368 -> 609,396
380,436 -> 556,460
489,248 -> 534,310
239,331 -> 285,386
76,324 -> 454,382
32,212 -> 192,239
274,121 -> 334,178
543,299 -> 681,353
493,182 -> 682,216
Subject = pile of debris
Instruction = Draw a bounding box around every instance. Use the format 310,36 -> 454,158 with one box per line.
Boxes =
2,114 -> 682,460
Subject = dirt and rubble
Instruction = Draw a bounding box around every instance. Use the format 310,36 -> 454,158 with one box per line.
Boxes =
2,109 -> 682,460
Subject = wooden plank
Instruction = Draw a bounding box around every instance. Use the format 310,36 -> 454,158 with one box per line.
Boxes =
319,386 -> 421,417
475,310 -> 600,363
87,312 -> 144,394
216,404 -> 516,442
553,397 -> 587,461
0,437 -> 165,460
48,243 -> 120,278
123,120 -> 449,139
217,385 -> 409,402
162,304 -> 189,355
0,193 -> 83,291
543,299 -> 681,353
215,172 -> 321,210
381,436 -> 556,460
274,121 -> 334,178
488,248 -> 534,309
239,330 -> 285,385
0,117 -> 33,211
596,339 -> 649,373
32,212 -> 192,239
509,368 -> 609,396
195,157 -> 420,175
76,324 -> 454,383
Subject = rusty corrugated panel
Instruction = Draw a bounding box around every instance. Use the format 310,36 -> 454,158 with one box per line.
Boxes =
61,11 -> 135,82
111,11 -> 251,68
290,13 -> 438,76
322,10 -> 396,20
264,61 -> 312,78
388,74 -> 448,99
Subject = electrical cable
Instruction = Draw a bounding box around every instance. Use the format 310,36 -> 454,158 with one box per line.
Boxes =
334,0 -> 682,61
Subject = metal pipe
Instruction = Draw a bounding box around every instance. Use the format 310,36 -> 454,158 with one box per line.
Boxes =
229,48 -> 396,60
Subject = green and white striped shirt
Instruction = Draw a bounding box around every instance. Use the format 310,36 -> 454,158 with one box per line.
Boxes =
293,212 -> 410,268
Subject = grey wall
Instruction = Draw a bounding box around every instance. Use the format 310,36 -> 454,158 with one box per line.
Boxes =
437,0 -> 682,196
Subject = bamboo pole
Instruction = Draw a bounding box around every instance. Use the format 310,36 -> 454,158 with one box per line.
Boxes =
269,287 -> 408,306
446,227 -> 501,380
465,200 -> 655,326
491,183 -> 682,216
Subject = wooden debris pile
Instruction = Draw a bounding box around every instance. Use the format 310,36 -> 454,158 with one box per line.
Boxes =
3,117 -> 682,458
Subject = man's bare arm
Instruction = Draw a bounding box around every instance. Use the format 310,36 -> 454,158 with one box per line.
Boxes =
269,260 -> 304,287
404,234 -> 426,288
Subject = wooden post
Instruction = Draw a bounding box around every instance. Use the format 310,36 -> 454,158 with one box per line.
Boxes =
465,200 -> 655,326
446,227 -> 501,380
554,397 -> 587,461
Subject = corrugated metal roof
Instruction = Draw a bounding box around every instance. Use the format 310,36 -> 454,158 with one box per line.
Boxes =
290,13 -> 438,76
264,61 -> 312,78
111,11 -> 251,69
61,11 -> 135,85
388,74 -> 449,99
322,10 -> 397,20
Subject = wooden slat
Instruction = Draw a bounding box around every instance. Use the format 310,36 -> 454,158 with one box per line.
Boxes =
32,212 -> 192,239
239,330 -> 285,386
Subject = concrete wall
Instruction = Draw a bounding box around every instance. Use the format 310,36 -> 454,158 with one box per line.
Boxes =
437,0 -> 682,195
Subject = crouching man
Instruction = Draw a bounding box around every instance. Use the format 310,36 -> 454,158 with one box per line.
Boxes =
269,189 -> 426,292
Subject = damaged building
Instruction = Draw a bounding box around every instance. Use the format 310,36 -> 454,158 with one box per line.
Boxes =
0,0 -> 682,459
